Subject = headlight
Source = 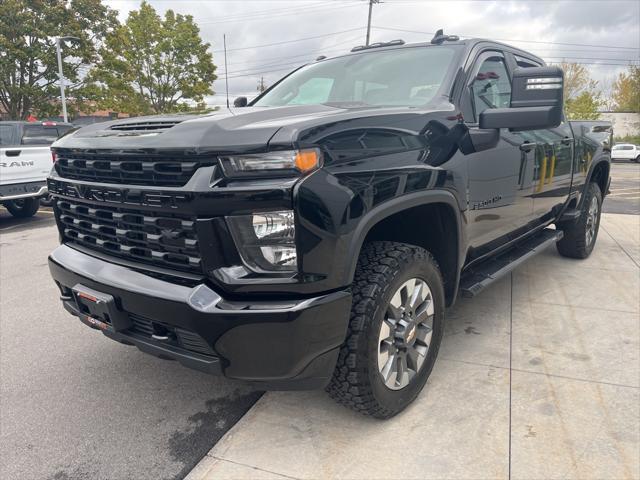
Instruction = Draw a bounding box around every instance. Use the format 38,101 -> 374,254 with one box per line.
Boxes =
226,210 -> 297,272
220,149 -> 321,177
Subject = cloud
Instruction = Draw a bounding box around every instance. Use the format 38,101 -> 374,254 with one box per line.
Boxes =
104,0 -> 639,106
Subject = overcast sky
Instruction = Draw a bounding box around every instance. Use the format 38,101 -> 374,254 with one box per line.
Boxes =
103,0 -> 640,107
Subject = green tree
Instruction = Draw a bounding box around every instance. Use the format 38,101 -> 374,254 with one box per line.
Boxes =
612,66 -> 640,112
0,0 -> 118,120
559,62 -> 598,102
565,91 -> 602,120
88,1 -> 216,115
557,62 -> 603,120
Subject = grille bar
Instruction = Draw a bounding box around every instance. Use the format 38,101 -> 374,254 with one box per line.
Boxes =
57,198 -> 202,273
55,151 -> 217,187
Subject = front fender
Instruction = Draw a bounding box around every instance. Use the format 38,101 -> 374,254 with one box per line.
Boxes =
344,189 -> 465,285
294,159 -> 466,292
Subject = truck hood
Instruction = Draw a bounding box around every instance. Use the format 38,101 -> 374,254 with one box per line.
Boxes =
53,104 -> 448,153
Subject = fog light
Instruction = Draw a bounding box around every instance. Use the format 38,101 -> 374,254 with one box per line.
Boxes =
227,210 -> 297,272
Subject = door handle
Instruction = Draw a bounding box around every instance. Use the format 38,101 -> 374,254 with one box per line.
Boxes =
519,142 -> 536,153
561,136 -> 573,145
5,149 -> 21,157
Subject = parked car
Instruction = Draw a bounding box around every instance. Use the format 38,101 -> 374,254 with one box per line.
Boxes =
612,143 -> 640,162
47,31 -> 610,418
0,121 -> 73,217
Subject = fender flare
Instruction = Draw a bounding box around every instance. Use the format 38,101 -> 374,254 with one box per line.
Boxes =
580,155 -> 611,206
344,189 -> 465,289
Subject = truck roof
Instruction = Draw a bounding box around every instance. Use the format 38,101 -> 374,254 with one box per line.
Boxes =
319,35 -> 545,67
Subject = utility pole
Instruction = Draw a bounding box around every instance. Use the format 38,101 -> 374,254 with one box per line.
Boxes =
365,0 -> 379,46
257,76 -> 267,93
223,34 -> 230,109
55,36 -> 79,123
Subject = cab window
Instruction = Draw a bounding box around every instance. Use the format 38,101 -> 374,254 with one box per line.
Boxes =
0,124 -> 19,146
470,55 -> 511,120
21,125 -> 60,145
515,56 -> 542,68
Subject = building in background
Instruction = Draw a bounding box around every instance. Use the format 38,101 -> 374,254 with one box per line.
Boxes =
1,104 -> 129,125
598,112 -> 640,138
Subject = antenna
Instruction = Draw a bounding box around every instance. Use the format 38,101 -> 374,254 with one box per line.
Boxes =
223,34 -> 230,109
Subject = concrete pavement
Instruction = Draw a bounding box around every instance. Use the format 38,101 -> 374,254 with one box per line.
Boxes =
187,213 -> 640,480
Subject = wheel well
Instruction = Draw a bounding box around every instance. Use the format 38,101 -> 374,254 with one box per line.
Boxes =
362,203 -> 459,306
590,161 -> 609,196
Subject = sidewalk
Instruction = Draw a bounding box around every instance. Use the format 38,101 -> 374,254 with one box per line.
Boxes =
187,213 -> 640,480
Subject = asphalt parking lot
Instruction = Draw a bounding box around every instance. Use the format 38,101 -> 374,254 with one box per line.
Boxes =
0,213 -> 262,479
604,161 -> 640,215
1,162 -> 638,480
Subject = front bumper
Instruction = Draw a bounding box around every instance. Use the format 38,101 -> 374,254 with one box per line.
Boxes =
49,245 -> 351,389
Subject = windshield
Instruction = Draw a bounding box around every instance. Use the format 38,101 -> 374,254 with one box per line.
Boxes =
253,46 -> 459,108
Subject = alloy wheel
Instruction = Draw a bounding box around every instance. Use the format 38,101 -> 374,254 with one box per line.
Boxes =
585,196 -> 599,246
377,278 -> 434,390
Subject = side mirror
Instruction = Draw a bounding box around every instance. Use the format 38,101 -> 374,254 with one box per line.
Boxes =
479,66 -> 564,131
233,96 -> 248,108
459,128 -> 500,155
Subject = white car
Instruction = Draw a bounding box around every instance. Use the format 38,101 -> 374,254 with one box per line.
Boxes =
611,143 -> 640,163
0,121 -> 73,218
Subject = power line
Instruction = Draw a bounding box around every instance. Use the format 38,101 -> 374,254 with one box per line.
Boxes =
217,36 -> 362,75
545,56 -> 639,62
211,27 -> 365,53
372,26 -> 640,51
198,1 -> 362,25
195,1 -> 327,22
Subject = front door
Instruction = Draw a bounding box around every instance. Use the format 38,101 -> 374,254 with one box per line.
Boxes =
464,51 -> 536,252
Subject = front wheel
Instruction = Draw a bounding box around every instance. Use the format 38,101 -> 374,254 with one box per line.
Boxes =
3,197 -> 40,218
326,241 -> 445,419
556,182 -> 602,259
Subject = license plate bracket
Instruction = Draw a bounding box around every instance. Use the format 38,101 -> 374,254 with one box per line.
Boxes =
71,284 -> 131,332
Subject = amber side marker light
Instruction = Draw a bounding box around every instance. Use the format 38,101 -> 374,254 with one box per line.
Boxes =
295,149 -> 321,173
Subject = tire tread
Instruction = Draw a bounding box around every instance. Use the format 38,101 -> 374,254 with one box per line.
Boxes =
326,241 -> 442,418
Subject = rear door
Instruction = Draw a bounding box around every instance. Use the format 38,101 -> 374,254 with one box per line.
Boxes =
462,50 -> 536,250
506,54 -> 574,221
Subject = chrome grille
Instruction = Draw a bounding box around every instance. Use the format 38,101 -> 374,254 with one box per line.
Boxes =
56,198 -> 202,273
54,151 -> 217,187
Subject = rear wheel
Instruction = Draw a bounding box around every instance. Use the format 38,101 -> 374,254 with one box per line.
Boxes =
326,241 -> 445,418
4,197 -> 40,218
556,182 -> 602,259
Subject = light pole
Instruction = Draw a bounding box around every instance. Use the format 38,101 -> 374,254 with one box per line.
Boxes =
55,36 -> 80,123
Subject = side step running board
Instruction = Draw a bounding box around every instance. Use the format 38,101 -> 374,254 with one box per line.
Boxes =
459,228 -> 563,298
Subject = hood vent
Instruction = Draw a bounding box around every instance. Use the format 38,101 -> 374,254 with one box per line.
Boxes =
110,120 -> 184,131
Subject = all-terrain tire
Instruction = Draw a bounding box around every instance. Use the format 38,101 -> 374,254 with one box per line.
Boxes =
556,182 -> 602,259
326,241 -> 445,419
4,197 -> 40,218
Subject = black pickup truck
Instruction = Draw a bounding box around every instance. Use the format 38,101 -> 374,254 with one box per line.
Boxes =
48,31 -> 611,418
